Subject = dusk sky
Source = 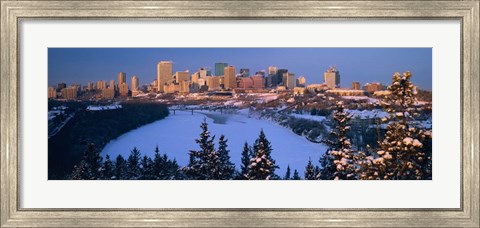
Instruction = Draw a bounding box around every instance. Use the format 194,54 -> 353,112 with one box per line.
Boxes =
48,48 -> 432,90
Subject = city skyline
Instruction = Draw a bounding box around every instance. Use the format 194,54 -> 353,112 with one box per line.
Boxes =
48,48 -> 432,90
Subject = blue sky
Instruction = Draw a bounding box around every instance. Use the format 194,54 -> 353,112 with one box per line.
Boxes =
48,48 -> 432,90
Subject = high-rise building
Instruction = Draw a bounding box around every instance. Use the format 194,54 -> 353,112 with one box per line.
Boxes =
296,76 -> 306,87
48,87 -> 56,99
324,66 -> 340,89
206,76 -> 222,91
352,81 -> 361,90
276,69 -> 288,86
119,83 -> 129,97
96,80 -> 107,90
87,82 -> 94,91
363,82 -> 383,93
131,75 -> 139,96
118,72 -> 126,86
240,68 -> 250,77
102,88 -> 115,99
175,71 -> 190,83
109,80 -> 115,89
198,68 -> 208,79
215,62 -> 228,76
283,72 -> 295,89
61,87 -> 78,100
224,66 -> 237,89
57,83 -> 66,92
157,61 -> 172,93
268,66 -> 278,75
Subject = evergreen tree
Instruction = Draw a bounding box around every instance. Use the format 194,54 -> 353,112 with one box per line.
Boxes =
152,146 -> 164,179
240,142 -> 252,179
70,160 -> 91,180
320,102 -> 355,180
318,150 -> 335,180
284,165 -> 291,180
368,71 -> 432,180
304,158 -> 317,180
292,169 -> 301,180
127,147 -> 142,179
217,134 -> 235,180
183,119 -> 217,180
246,129 -> 278,180
140,155 -> 154,180
70,143 -> 102,180
83,143 -> 103,178
114,155 -> 127,180
102,154 -> 114,180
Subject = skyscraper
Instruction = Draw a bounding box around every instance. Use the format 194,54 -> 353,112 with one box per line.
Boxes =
118,72 -> 126,86
96,80 -> 107,90
119,83 -> 129,97
296,76 -> 306,87
352,81 -> 361,90
283,72 -> 295,89
175,71 -> 190,83
224,66 -> 237,89
157,61 -> 173,93
324,66 -> 340,89
109,80 -> 115,89
215,62 -> 228,76
131,75 -> 139,92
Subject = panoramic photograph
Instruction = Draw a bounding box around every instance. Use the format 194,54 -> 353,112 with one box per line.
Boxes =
48,48 -> 432,180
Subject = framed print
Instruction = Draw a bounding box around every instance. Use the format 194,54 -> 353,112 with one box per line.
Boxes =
1,0 -> 479,227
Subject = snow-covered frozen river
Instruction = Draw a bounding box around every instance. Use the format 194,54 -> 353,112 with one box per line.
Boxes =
101,110 -> 327,174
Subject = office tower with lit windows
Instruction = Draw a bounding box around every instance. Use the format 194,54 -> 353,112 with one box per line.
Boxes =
131,75 -> 139,96
118,72 -> 126,86
157,61 -> 172,93
324,66 -> 340,89
224,66 -> 237,89
175,71 -> 190,83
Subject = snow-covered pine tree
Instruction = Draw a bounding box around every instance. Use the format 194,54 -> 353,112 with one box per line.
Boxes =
240,142 -> 252,179
183,119 -> 217,180
246,130 -> 278,180
70,142 -> 102,180
292,169 -> 301,180
321,101 -> 355,180
102,154 -> 114,180
114,155 -> 127,180
304,158 -> 317,180
217,134 -> 235,180
70,160 -> 91,180
374,71 -> 432,180
284,165 -> 291,180
127,147 -> 142,180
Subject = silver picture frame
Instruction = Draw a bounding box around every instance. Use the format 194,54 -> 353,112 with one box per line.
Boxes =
1,1 -> 478,227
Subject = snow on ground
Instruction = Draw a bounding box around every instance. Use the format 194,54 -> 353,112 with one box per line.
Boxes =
346,109 -> 389,119
86,104 -> 122,111
341,96 -> 380,104
102,110 -> 327,173
290,113 -> 327,122
48,110 -> 64,120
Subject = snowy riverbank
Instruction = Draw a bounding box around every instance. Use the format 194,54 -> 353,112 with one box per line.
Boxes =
101,110 -> 327,173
